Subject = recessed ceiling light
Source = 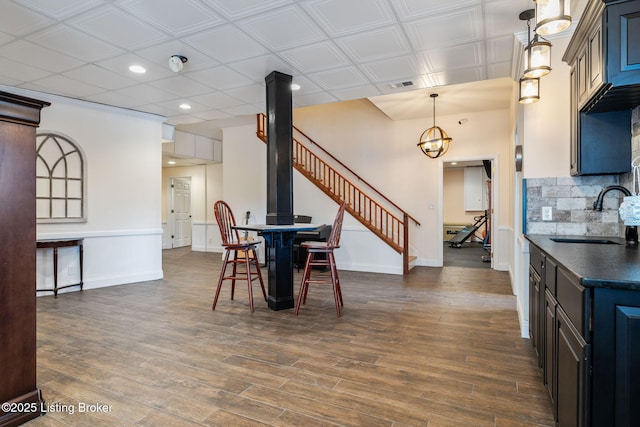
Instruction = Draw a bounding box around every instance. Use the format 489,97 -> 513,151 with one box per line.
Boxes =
291,83 -> 301,91
168,160 -> 176,165
450,162 -> 458,165
129,64 -> 146,74
179,103 -> 191,110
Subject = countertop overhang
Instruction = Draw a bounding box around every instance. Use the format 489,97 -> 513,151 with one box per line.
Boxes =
525,234 -> 640,291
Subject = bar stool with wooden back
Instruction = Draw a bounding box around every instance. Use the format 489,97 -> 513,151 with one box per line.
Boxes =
295,202 -> 346,317
212,200 -> 266,312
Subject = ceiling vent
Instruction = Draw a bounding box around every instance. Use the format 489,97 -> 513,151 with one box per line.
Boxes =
390,80 -> 414,89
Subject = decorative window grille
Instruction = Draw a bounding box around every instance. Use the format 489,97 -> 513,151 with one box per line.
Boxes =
36,132 -> 86,222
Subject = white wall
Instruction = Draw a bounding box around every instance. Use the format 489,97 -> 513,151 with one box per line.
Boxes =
28,91 -> 164,294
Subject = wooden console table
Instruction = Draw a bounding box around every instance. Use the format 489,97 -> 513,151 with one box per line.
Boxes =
36,238 -> 84,297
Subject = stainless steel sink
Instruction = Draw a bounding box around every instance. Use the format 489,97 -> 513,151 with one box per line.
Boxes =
550,237 -> 620,244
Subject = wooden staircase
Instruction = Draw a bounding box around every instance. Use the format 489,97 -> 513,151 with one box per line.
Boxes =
256,113 -> 420,274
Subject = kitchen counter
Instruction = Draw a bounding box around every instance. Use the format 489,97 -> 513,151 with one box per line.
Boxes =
526,234 -> 640,291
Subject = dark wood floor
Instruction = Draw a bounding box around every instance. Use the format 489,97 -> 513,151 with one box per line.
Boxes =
27,247 -> 553,426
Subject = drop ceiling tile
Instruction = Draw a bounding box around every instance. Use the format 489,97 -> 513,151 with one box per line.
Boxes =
404,7 -> 483,51
308,66 -> 369,90
484,0 -> 533,39
228,54 -> 297,82
236,6 -> 326,51
224,84 -> 265,104
0,56 -> 52,83
27,25 -> 125,63
166,114 -> 203,125
69,5 -> 169,50
332,84 -> 381,101
187,65 -> 254,90
114,83 -> 178,105
30,74 -> 106,97
223,103 -> 262,116
192,109 -> 231,121
14,0 -> 104,20
0,77 -> 23,87
302,0 -> 396,37
84,90 -> 146,109
0,40 -> 83,73
95,53 -> 175,81
190,91 -> 244,109
0,1 -> 53,36
392,0 -> 480,21
279,41 -> 350,73
336,26 -> 411,63
147,75 -> 215,98
421,43 -> 483,73
487,35 -> 516,63
183,24 -> 268,63
136,40 -> 219,71
156,98 -> 210,114
374,75 -> 431,95
360,55 -> 421,82
201,0 -> 293,20
292,91 -> 337,108
116,0 -> 223,36
62,64 -> 138,90
487,61 -> 512,79
0,32 -> 15,47
289,75 -> 322,95
429,67 -> 485,87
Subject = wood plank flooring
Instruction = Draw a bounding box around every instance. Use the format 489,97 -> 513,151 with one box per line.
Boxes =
26,247 -> 554,427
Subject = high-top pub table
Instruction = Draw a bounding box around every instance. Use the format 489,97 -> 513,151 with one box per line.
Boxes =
232,223 -> 322,311
36,238 -> 84,297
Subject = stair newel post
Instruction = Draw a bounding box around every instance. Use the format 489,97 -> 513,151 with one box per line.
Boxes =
403,213 -> 409,275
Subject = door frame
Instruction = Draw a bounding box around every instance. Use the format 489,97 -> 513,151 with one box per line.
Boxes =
438,155 -> 498,269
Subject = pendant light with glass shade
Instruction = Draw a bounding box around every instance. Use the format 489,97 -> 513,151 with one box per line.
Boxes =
535,0 -> 571,36
417,93 -> 452,159
522,8 -> 551,79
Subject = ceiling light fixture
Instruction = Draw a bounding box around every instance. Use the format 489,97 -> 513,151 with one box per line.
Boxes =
534,0 -> 571,36
291,83 -> 301,91
519,76 -> 540,104
179,103 -> 191,110
521,8 -> 552,79
129,64 -> 146,74
417,93 -> 452,159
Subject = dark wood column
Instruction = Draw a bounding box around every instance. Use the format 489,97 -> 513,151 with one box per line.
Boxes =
265,71 -> 294,225
264,71 -> 295,310
0,91 -> 49,427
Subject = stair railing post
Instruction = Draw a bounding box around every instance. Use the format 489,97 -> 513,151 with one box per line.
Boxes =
403,213 -> 409,275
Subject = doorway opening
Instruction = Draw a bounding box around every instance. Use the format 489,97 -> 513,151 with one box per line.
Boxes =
442,158 -> 493,268
169,176 -> 192,249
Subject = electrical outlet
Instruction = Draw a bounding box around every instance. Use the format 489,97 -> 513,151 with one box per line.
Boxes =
542,206 -> 553,221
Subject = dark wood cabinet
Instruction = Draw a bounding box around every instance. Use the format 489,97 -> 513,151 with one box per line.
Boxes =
592,288 -> 640,427
556,307 -> 590,427
0,92 -> 49,427
529,241 -> 640,426
563,0 -> 640,176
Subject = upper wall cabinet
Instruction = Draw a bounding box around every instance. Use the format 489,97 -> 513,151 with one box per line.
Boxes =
563,0 -> 640,176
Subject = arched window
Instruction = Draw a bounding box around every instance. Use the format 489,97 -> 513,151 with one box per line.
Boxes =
36,132 -> 86,222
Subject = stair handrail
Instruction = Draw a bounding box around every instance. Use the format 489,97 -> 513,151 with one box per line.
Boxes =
257,113 -> 420,227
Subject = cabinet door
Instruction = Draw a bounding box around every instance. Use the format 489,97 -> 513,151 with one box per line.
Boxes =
577,45 -> 589,109
556,308 -> 590,427
614,305 -> 640,426
587,21 -> 604,96
606,0 -> 640,86
569,65 -> 579,175
530,266 -> 542,366
544,289 -> 557,413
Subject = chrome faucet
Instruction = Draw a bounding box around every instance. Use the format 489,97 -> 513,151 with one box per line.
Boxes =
593,185 -> 637,245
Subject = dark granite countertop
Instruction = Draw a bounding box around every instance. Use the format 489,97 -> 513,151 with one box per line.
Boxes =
525,234 -> 640,291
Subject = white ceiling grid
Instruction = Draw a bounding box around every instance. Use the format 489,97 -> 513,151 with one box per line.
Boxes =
0,0 -> 535,131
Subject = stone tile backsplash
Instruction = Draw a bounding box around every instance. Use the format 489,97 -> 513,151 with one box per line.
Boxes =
526,106 -> 640,237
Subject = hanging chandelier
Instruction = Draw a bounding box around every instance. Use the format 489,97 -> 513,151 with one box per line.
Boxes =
417,93 -> 452,159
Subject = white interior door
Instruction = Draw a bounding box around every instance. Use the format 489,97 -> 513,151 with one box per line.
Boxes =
171,177 -> 192,248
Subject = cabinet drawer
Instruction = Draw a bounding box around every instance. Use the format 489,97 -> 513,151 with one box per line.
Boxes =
530,244 -> 544,276
557,268 -> 590,341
